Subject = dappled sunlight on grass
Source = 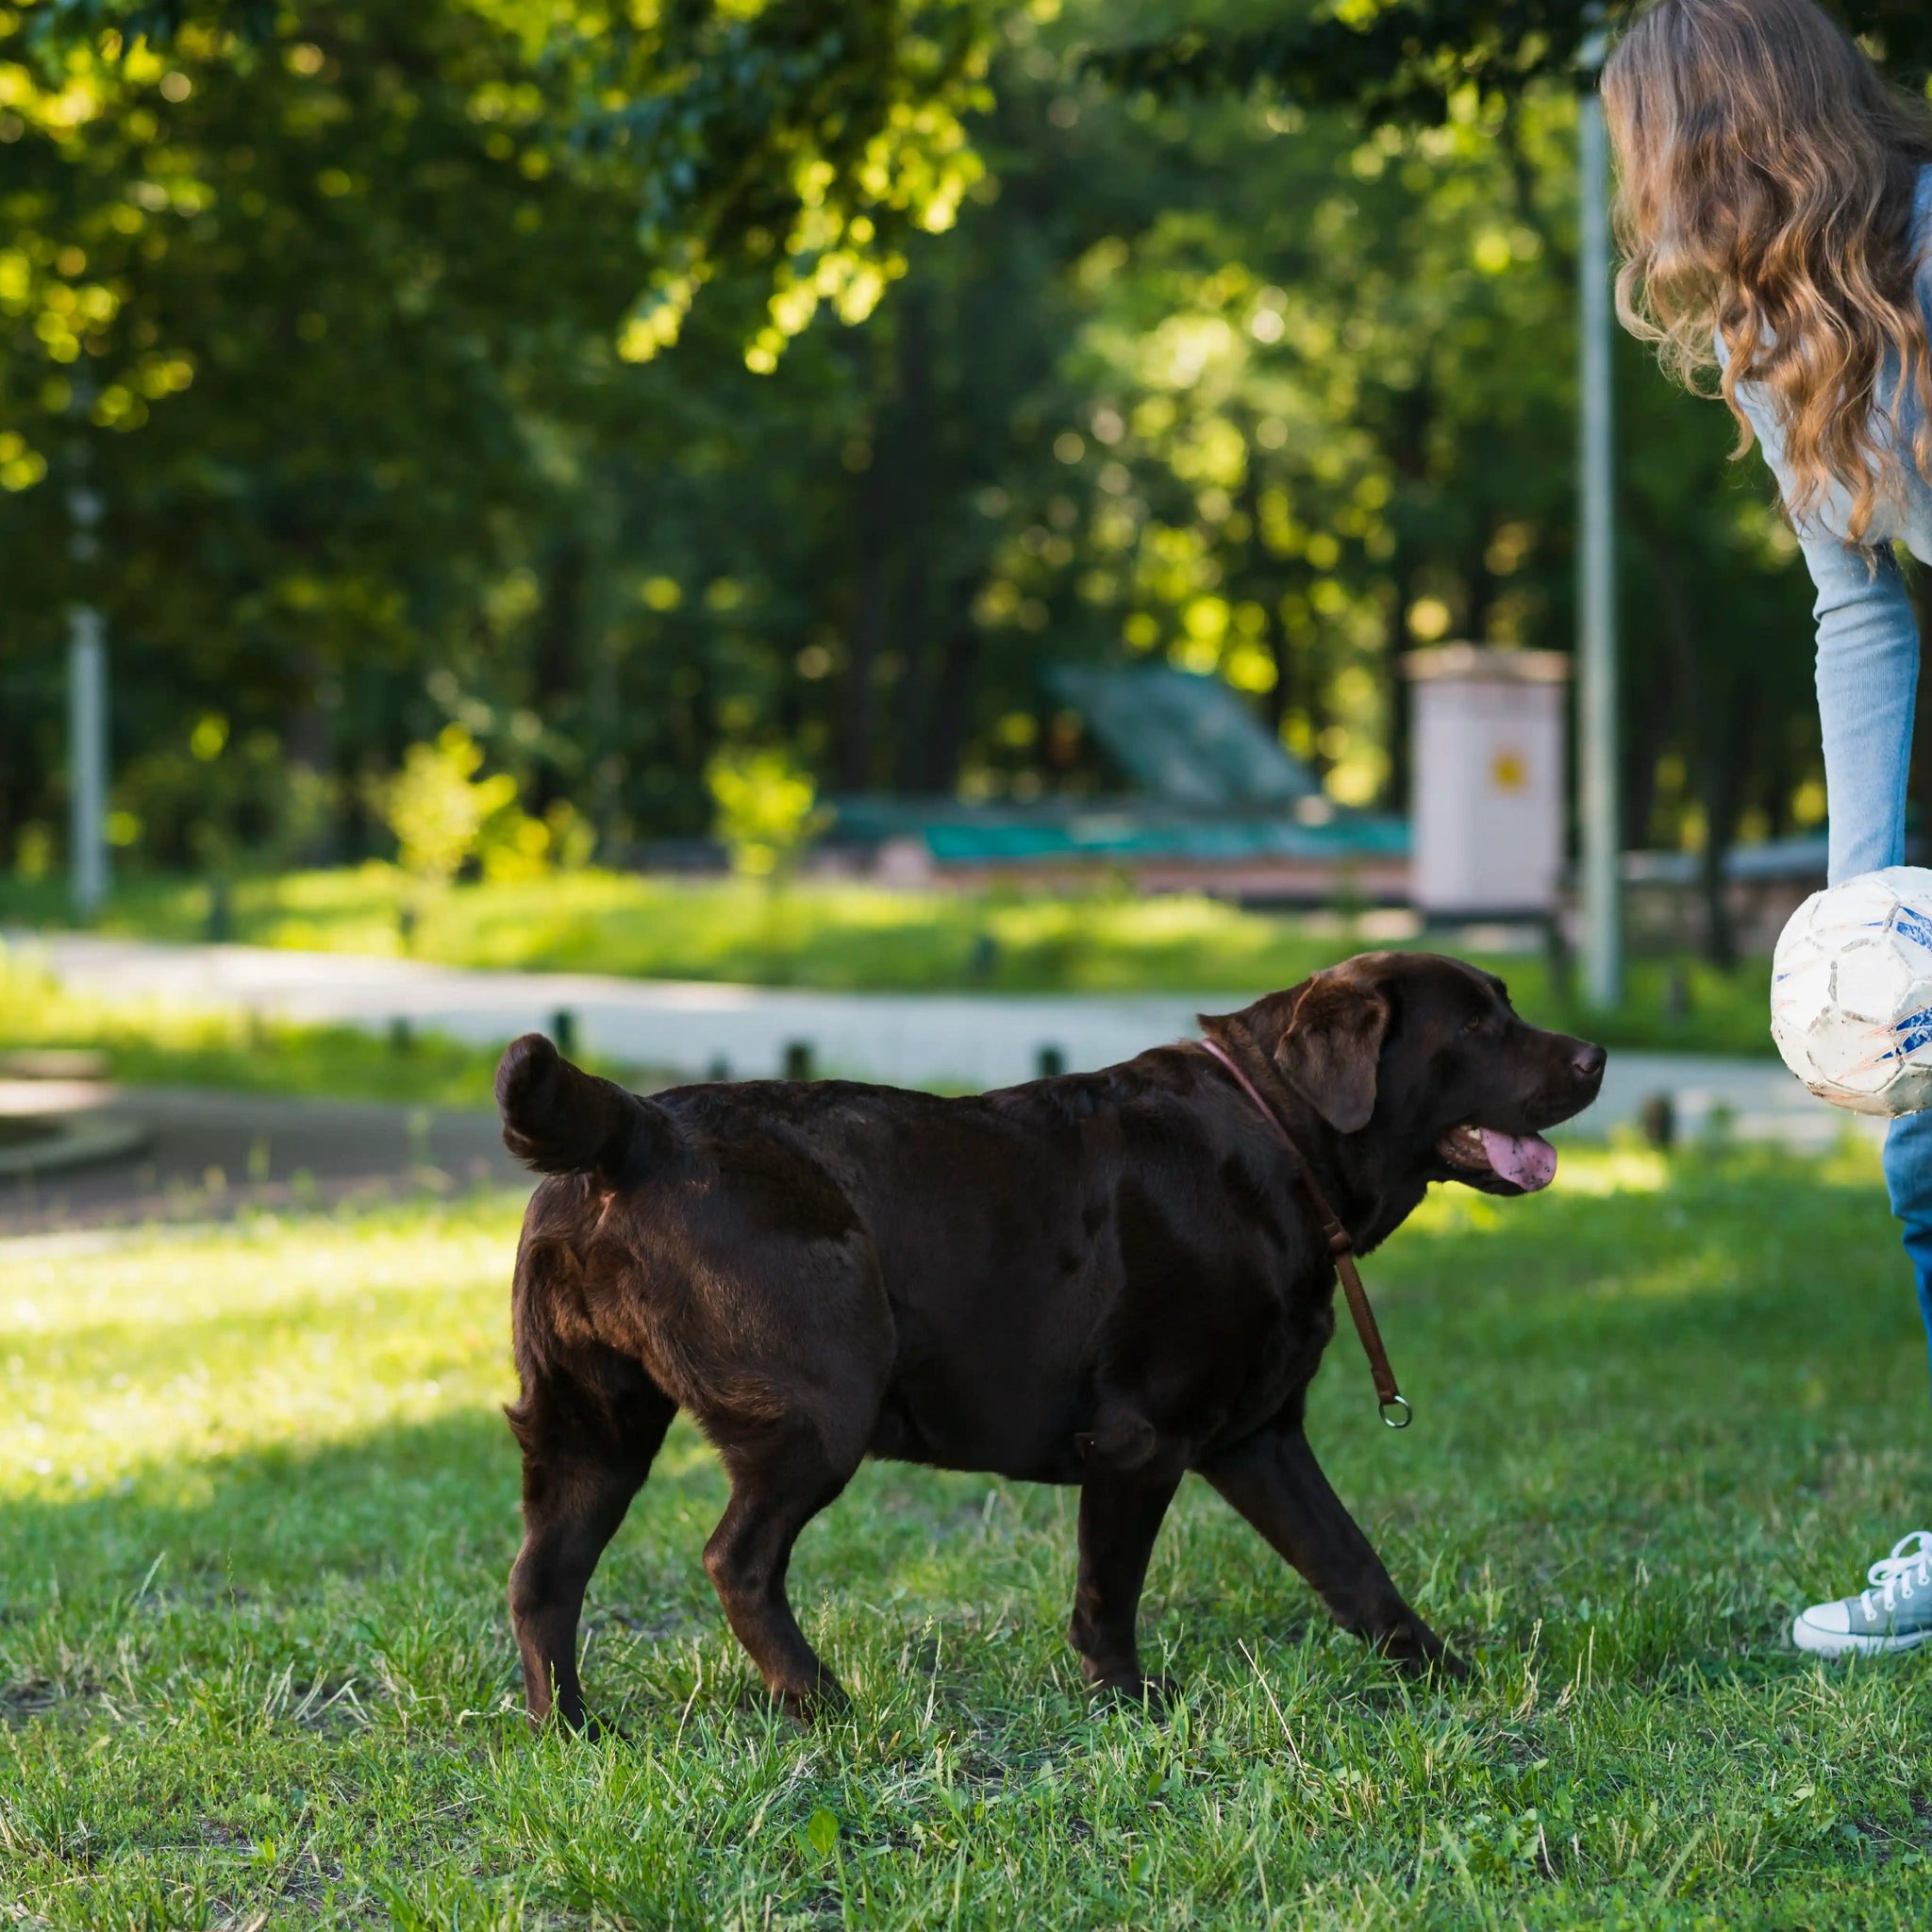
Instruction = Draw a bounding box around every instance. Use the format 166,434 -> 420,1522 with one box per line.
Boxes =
1405,1147 -> 1669,1242
1409,1139 -> 1883,1249
1546,1141 -> 1673,1197
1579,1244 -> 1740,1307
0,1196 -> 523,1497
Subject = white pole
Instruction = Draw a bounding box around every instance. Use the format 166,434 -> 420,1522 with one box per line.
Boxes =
1577,9 -> 1623,1008
69,611 -> 108,917
67,403 -> 109,920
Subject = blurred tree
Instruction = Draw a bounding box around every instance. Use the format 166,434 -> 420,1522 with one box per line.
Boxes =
0,0 -> 1894,940
382,725 -> 519,899
0,0 -> 992,849
1091,1 -> 1932,115
707,744 -> 827,878
23,0 -> 993,365
1081,0 -> 1924,957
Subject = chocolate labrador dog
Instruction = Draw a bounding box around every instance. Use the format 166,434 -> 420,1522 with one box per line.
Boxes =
498,951 -> 1604,1727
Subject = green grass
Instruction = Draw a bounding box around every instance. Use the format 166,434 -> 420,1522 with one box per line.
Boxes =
0,948 -> 506,1109
2,864 -> 1779,1058
0,948 -> 664,1110
6,1142 -> 1932,1925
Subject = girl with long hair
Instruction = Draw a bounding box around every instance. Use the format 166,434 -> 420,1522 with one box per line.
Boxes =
1607,0 -> 1932,1654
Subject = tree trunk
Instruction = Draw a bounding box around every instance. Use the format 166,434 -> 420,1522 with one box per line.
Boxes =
1641,518 -> 1747,967
841,471 -> 891,793
1231,420 -> 1289,742
921,621 -> 983,793
284,649 -> 338,864
1384,557 -> 1416,812
890,287 -> 938,793
1694,723 -> 1749,971
531,532 -> 587,811
1266,614 -> 1294,740
839,333 -> 901,795
1381,384 -> 1433,810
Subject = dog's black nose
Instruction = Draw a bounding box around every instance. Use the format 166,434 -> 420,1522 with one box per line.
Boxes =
1573,1043 -> 1607,1084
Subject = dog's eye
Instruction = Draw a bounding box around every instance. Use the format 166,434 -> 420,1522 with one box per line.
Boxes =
1462,1016 -> 1483,1034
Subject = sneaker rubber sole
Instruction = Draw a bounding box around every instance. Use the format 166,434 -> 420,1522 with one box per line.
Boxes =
1791,1613 -> 1932,1657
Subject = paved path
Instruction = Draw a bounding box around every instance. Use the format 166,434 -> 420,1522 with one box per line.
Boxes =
0,1079 -> 525,1236
8,930 -> 1881,1156
15,932 -> 1246,1090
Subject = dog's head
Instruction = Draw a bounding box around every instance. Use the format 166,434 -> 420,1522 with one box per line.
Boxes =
1212,951 -> 1605,1196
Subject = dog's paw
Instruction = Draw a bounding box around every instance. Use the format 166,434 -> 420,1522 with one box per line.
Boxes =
1088,1672 -> 1181,1714
773,1675 -> 852,1724
1388,1642 -> 1470,1685
529,1704 -> 618,1742
1377,1622 -> 1467,1682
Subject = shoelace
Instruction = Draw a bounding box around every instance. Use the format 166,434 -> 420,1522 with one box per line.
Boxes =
1861,1529 -> 1932,1616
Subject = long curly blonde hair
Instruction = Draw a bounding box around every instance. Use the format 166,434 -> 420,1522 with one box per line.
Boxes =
1605,0 -> 1932,544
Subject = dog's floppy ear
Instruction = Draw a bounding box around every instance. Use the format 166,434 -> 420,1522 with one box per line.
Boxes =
1274,972 -> 1391,1133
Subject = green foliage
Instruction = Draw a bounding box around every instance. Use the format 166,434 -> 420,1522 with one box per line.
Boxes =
6,1148 -> 1932,1921
584,0 -> 994,371
116,708 -> 334,874
376,724 -> 590,914
0,0 -> 996,866
0,0 -> 1911,927
706,745 -> 829,877
380,726 -> 521,892
1090,2 -> 1932,119
12,0 -> 999,374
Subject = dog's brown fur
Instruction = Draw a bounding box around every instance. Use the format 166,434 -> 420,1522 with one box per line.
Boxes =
499,951 -> 1604,1726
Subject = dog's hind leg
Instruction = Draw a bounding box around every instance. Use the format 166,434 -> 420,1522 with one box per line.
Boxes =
1201,1422 -> 1464,1677
1069,1470 -> 1182,1701
507,1352 -> 676,1731
702,1422 -> 858,1720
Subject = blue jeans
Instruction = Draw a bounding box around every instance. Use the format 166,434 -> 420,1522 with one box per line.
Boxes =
1809,541 -> 1932,1375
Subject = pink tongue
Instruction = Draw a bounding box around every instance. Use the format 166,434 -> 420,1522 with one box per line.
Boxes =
1479,1128 -> 1557,1192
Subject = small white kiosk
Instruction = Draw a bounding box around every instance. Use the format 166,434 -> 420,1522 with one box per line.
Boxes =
1403,645 -> 1570,919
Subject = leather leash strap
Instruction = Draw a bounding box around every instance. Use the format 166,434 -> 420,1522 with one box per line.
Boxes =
1199,1037 -> 1412,1428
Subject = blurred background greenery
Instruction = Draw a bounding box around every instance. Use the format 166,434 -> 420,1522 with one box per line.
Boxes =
3,0 -> 1929,981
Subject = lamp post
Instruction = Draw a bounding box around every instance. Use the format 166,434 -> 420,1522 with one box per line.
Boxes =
67,382 -> 109,920
1576,5 -> 1623,1009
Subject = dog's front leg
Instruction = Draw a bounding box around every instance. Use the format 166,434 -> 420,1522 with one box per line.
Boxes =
1068,1469 -> 1182,1701
1201,1423 -> 1465,1677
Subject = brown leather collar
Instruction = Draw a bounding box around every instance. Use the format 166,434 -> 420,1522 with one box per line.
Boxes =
1198,1035 -> 1411,1429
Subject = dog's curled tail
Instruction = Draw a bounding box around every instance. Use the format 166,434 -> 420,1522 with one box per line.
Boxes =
496,1032 -> 655,1177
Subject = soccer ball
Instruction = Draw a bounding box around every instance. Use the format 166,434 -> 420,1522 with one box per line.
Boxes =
1772,866 -> 1932,1116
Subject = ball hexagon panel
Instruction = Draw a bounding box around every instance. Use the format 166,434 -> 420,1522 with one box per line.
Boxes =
1833,936 -> 1912,1024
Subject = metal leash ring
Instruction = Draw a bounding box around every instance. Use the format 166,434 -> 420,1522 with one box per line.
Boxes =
1379,1395 -> 1413,1430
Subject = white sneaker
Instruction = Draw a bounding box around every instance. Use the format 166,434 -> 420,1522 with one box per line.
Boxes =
1791,1530 -> 1932,1657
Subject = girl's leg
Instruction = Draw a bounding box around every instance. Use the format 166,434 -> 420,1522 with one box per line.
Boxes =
1790,553 -> 1932,1655
1812,543 -> 1924,1360
1885,1111 -> 1932,1387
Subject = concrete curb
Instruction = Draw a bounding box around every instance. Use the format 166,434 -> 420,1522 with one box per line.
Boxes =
0,1109 -> 148,1178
